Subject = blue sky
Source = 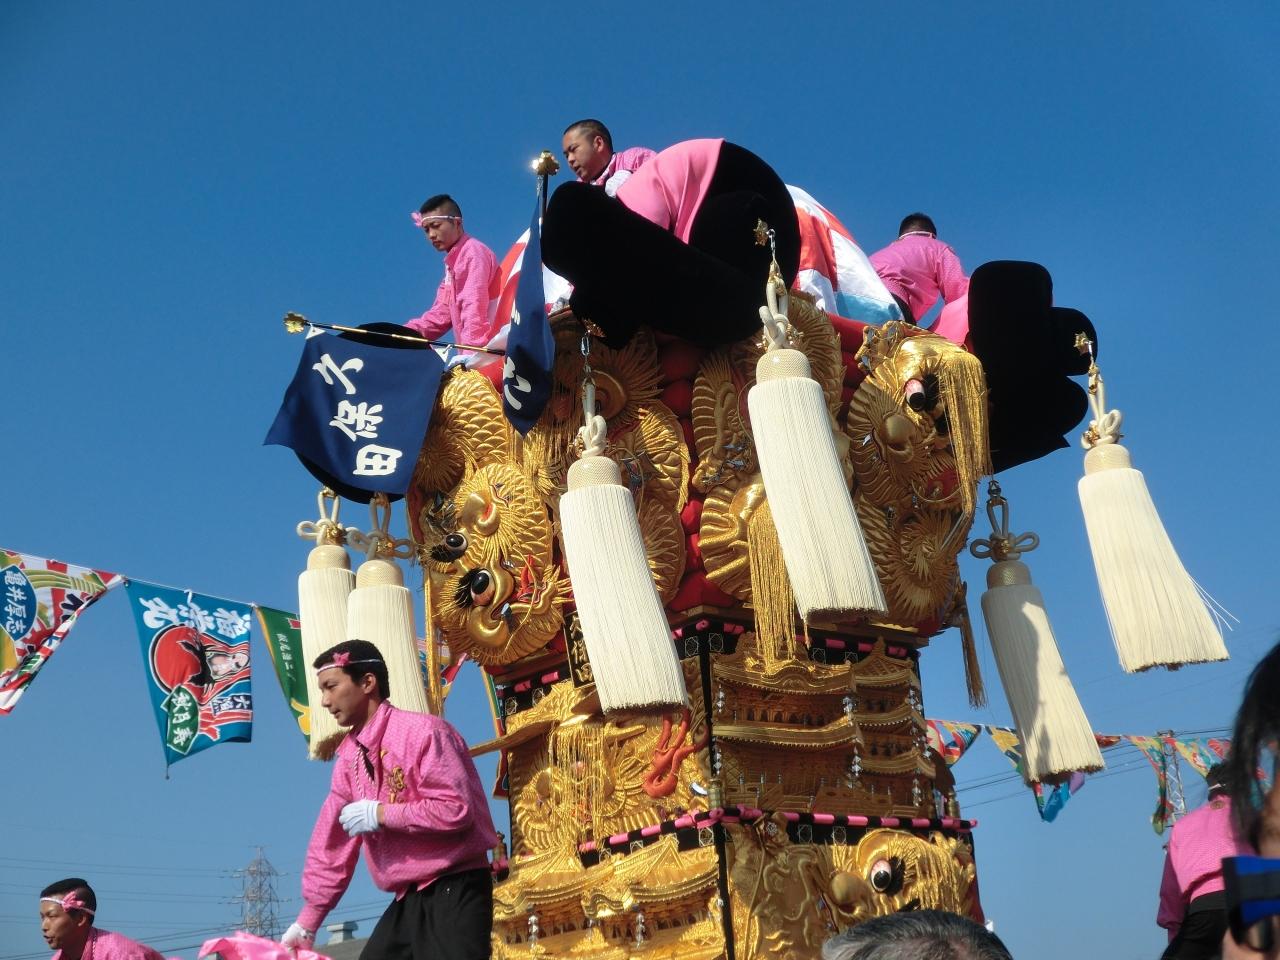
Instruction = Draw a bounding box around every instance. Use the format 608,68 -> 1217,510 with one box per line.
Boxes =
2,3 -> 1279,958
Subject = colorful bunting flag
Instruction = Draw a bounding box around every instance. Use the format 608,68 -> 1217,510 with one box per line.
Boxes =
1,549 -> 122,715
1173,737 -> 1231,779
985,726 -> 1114,823
1127,735 -> 1176,835
127,582 -> 254,767
254,606 -> 309,743
926,719 -> 983,766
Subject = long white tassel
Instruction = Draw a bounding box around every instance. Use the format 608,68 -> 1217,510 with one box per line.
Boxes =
972,482 -> 1103,783
347,496 -> 432,716
746,265 -> 886,621
1075,339 -> 1227,672
559,358 -> 687,713
296,491 -> 354,760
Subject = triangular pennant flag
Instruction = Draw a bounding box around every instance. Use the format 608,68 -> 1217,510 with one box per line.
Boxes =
926,719 -> 983,766
1172,736 -> 1231,778
254,606 -> 309,743
1127,735 -> 1176,834
127,582 -> 254,767
1,549 -> 122,715
985,725 -> 1106,823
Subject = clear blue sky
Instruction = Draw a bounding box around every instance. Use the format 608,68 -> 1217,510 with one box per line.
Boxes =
2,3 -> 1278,958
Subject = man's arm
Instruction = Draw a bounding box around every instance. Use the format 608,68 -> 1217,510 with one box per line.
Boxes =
937,243 -> 969,304
1156,847 -> 1183,941
297,774 -> 363,931
406,275 -> 453,341
450,244 -> 498,349
380,727 -> 479,835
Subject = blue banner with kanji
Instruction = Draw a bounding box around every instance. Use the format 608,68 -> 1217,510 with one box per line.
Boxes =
502,194 -> 554,434
264,329 -> 445,498
126,582 -> 254,767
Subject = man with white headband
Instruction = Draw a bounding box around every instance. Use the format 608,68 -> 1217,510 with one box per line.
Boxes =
405,194 -> 501,359
281,639 -> 498,960
39,878 -> 164,960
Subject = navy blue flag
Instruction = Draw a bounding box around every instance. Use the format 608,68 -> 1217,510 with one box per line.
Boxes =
265,330 -> 445,499
502,193 -> 555,434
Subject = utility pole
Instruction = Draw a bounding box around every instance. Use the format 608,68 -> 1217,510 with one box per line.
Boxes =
235,847 -> 281,939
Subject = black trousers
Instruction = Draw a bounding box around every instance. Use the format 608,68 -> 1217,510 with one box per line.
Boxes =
1161,892 -> 1228,960
360,868 -> 493,960
541,141 -> 800,349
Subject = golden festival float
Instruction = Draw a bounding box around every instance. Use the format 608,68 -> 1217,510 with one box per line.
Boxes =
281,151 -> 1228,960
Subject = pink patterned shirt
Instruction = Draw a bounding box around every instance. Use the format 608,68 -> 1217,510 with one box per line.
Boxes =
406,233 -> 501,349
52,928 -> 165,960
297,702 -> 498,931
582,146 -> 657,195
1156,796 -> 1252,941
868,233 -> 969,323
616,138 -> 724,244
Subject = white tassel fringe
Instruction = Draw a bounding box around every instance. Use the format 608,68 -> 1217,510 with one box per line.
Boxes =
747,348 -> 886,620
980,561 -> 1103,782
559,452 -> 687,713
346,558 -> 432,715
298,545 -> 354,759
1079,444 -> 1227,672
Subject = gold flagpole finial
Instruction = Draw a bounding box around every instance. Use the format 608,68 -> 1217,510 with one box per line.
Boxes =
283,312 -> 308,334
532,150 -> 560,177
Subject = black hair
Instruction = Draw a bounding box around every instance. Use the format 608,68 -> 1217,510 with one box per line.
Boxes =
313,639 -> 391,700
40,878 -> 96,917
1206,761 -> 1230,797
419,194 -> 462,219
822,909 -> 1012,960
899,212 -> 938,237
563,118 -> 613,151
1226,640 -> 1280,846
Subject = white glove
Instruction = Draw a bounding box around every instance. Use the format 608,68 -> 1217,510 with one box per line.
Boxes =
339,798 -> 382,836
281,922 -> 314,951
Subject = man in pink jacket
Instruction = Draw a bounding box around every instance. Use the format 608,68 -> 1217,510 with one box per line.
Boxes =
561,119 -> 654,196
868,213 -> 969,327
406,195 -> 501,359
281,640 -> 498,960
40,879 -> 164,960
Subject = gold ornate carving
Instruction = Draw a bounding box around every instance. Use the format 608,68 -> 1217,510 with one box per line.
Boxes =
413,367 -> 511,497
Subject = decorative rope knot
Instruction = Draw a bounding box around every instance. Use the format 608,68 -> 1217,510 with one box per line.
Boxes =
296,488 -> 348,546
346,493 -> 414,561
1076,334 -> 1124,449
969,480 -> 1040,562
758,259 -> 792,351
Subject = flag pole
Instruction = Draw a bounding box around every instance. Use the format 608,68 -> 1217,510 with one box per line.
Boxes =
281,312 -> 506,356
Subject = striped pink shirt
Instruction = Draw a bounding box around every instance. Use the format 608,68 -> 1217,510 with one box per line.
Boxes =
583,146 -> 657,194
1156,796 -> 1252,940
297,702 -> 497,931
52,928 -> 164,960
868,233 -> 968,323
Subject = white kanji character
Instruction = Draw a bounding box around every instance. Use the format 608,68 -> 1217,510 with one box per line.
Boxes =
311,353 -> 364,395
353,444 -> 403,476
178,601 -> 215,633
503,356 -> 531,410
329,400 -> 384,441
140,596 -> 181,629
213,608 -> 251,639
171,727 -> 195,746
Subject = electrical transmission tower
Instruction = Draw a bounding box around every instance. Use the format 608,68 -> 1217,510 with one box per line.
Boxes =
235,847 -> 282,939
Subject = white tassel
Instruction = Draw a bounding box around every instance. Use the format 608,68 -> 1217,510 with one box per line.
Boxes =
559,366 -> 686,713
298,544 -> 354,759
1076,340 -> 1227,672
346,558 -> 432,715
746,275 -> 885,621
972,482 -> 1103,783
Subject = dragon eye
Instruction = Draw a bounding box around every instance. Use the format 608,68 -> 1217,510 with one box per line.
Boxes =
469,569 -> 496,606
870,858 -> 894,892
430,531 -> 469,563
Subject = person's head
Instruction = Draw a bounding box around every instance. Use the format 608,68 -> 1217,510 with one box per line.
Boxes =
822,910 -> 1013,960
1207,761 -> 1231,799
416,194 -> 464,253
39,879 -> 96,952
1226,640 -> 1280,847
561,119 -> 614,182
313,639 -> 390,730
899,213 -> 938,238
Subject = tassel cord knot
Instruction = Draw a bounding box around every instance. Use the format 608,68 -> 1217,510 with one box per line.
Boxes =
297,488 -> 348,546
1076,334 -> 1124,449
346,493 -> 414,561
969,481 -> 1039,563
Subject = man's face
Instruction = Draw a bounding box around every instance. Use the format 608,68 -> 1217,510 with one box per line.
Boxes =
562,129 -> 609,181
318,669 -> 376,728
420,211 -> 463,252
39,902 -> 88,950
